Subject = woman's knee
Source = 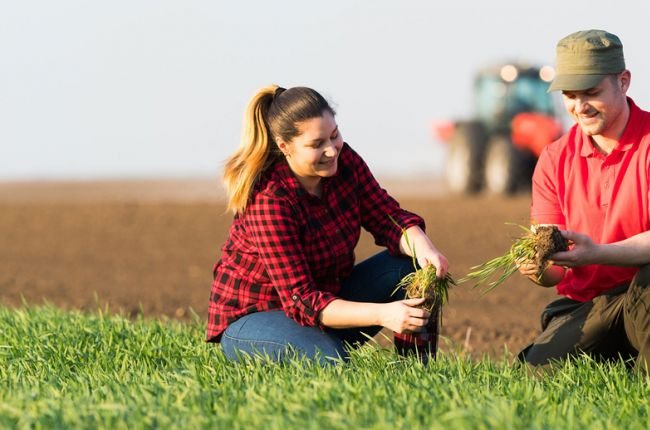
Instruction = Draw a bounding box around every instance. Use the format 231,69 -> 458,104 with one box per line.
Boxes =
339,251 -> 414,302
368,250 -> 416,290
383,250 -> 417,275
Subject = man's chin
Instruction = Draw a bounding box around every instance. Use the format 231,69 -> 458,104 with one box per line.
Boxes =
578,122 -> 603,136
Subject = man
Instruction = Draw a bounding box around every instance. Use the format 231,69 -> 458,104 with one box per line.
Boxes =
518,29 -> 650,371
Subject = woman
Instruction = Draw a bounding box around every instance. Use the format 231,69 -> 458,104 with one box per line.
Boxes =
207,85 -> 449,364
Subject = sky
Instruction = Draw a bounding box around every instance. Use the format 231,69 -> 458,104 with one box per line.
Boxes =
2,0 -> 650,181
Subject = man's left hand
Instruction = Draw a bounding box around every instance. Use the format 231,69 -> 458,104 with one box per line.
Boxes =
548,230 -> 600,268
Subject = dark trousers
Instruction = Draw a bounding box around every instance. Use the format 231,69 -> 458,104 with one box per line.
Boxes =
520,264 -> 650,372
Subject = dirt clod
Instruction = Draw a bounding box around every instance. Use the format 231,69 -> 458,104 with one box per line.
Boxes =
534,225 -> 569,277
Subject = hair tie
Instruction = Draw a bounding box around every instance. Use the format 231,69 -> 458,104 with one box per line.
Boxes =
273,86 -> 286,101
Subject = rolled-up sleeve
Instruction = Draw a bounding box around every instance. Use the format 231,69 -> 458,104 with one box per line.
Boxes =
349,147 -> 425,254
245,193 -> 338,326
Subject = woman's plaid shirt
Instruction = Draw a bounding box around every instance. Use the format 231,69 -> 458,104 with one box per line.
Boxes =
206,144 -> 425,342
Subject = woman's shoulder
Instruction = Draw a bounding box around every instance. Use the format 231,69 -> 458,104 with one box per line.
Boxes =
253,181 -> 290,203
339,142 -> 360,163
336,142 -> 368,177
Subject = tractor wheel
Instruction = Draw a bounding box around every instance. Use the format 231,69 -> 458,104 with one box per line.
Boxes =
445,122 -> 486,194
484,135 -> 525,195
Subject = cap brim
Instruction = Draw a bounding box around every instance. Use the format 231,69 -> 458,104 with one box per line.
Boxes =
548,74 -> 607,92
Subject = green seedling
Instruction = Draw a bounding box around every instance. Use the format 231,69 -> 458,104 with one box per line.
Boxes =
388,215 -> 456,314
462,224 -> 568,294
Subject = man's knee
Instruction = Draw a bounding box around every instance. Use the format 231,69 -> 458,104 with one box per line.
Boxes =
626,264 -> 650,306
623,266 -> 650,359
631,264 -> 650,288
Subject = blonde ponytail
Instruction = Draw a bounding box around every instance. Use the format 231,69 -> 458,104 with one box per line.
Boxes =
223,84 -> 335,214
223,85 -> 279,214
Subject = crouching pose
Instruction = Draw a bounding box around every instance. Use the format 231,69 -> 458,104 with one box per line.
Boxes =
518,30 -> 650,372
206,85 -> 449,364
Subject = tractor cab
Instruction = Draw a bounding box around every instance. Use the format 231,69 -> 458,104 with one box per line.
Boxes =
476,65 -> 556,132
436,63 -> 563,195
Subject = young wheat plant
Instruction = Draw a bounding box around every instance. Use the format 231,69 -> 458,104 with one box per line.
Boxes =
461,224 -> 567,294
389,215 -> 456,313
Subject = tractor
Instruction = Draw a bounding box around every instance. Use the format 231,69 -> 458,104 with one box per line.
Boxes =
433,63 -> 564,195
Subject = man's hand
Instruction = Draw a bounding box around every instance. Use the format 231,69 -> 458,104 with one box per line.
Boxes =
516,257 -> 561,286
548,230 -> 600,268
516,258 -> 539,278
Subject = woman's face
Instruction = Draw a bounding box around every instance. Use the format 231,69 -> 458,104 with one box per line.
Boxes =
278,111 -> 343,190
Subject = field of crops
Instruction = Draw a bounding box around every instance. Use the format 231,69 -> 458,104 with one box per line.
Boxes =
2,305 -> 648,429
0,192 -> 560,359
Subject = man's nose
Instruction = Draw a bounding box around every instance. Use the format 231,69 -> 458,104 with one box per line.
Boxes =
575,98 -> 590,113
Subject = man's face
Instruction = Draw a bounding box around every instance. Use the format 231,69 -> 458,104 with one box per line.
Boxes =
561,71 -> 630,139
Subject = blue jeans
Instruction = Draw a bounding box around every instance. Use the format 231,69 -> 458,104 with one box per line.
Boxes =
220,251 -> 414,365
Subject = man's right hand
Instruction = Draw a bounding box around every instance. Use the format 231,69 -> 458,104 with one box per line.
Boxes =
517,258 -> 539,278
516,257 -> 565,287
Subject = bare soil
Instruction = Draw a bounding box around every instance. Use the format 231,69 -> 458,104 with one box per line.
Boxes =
0,179 -> 560,358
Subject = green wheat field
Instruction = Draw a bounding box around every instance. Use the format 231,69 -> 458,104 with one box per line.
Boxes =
1,305 -> 648,429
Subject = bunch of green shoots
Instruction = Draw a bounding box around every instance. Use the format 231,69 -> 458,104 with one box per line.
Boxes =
461,224 -> 538,294
389,215 -> 456,312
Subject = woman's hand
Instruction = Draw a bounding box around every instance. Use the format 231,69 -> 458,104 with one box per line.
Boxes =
400,226 -> 449,278
416,247 -> 449,278
378,298 -> 431,334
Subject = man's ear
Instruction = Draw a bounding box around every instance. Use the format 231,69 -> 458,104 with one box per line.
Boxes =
619,70 -> 631,93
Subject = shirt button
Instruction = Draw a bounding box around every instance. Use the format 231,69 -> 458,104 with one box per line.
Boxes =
291,294 -> 299,301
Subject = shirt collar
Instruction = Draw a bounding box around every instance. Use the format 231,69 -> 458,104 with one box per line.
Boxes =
617,97 -> 641,152
273,158 -> 308,197
579,97 -> 640,157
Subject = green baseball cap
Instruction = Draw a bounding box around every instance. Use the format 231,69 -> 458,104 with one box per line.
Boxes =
549,29 -> 625,92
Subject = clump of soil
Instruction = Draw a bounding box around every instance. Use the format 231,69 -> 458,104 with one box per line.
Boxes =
533,225 -> 569,277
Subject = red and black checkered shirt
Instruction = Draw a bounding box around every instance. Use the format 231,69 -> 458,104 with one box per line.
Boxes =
206,143 -> 425,342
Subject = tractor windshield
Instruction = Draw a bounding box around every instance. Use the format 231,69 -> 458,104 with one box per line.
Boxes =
475,73 -> 554,130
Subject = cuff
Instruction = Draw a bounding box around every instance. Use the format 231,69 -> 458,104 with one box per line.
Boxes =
285,290 -> 338,327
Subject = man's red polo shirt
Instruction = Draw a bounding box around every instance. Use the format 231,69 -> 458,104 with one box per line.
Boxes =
531,98 -> 650,301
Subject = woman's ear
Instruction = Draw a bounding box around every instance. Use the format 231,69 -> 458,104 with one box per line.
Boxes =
276,139 -> 289,157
